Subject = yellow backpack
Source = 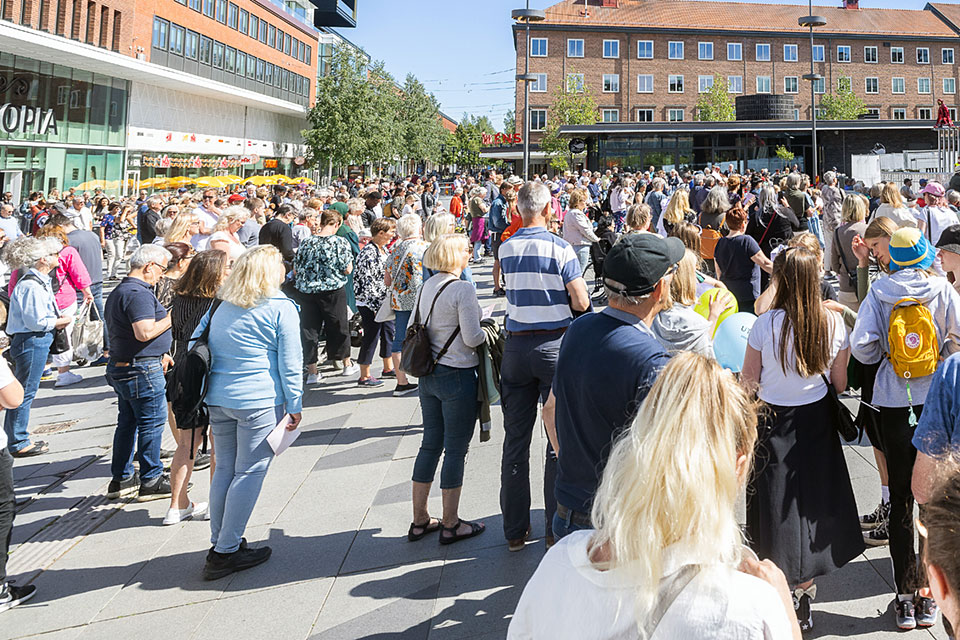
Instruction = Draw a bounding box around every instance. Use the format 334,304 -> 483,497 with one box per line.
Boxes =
887,298 -> 940,379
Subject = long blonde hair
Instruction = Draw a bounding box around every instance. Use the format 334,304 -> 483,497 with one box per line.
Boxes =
164,213 -> 198,244
663,189 -> 693,226
882,182 -> 904,208
590,353 -> 758,637
663,250 -> 699,309
218,245 -> 284,308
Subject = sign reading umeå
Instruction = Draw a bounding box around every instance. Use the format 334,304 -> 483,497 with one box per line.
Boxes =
0,104 -> 58,136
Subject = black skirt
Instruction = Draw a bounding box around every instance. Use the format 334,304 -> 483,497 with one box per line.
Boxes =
746,394 -> 866,585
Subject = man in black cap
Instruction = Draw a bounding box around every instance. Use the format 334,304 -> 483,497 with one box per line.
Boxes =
936,224 -> 960,291
542,233 -> 679,541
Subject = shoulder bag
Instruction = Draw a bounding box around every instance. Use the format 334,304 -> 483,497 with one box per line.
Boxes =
22,272 -> 69,354
375,243 -> 413,324
820,373 -> 859,442
401,278 -> 461,378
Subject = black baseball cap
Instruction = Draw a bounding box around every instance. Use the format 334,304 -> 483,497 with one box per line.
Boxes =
936,224 -> 960,255
602,233 -> 685,296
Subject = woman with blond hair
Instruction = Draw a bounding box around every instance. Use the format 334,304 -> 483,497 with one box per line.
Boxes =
831,194 -> 869,310
656,188 -> 697,237
742,246 -> 862,632
875,182 -> 916,229
163,213 -> 200,247
191,245 -> 302,580
562,188 -> 599,274
209,206 -> 249,263
652,250 -> 731,357
510,352 -> 800,640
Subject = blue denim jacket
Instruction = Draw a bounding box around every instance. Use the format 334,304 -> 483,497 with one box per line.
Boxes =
7,268 -> 59,335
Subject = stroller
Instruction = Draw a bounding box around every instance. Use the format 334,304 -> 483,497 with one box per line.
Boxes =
588,216 -> 619,300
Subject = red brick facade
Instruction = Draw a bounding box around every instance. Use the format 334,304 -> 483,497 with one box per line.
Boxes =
3,0 -> 133,52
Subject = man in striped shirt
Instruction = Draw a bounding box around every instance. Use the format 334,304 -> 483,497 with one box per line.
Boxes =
498,181 -> 590,552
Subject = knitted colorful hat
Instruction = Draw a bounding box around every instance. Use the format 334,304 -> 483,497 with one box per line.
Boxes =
889,227 -> 936,272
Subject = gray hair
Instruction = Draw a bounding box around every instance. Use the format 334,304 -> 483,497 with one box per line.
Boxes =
949,189 -> 960,205
396,213 -> 422,240
785,173 -> 802,190
146,196 -> 163,209
651,177 -> 666,191
604,278 -> 653,308
129,244 -> 173,270
3,236 -> 62,270
823,171 -> 837,186
517,181 -> 551,220
705,176 -> 716,188
702,186 -> 732,216
347,197 -> 365,215
0,203 -> 13,215
757,185 -> 779,211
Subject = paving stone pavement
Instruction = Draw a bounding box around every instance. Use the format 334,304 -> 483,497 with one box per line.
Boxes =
1,257 -> 950,640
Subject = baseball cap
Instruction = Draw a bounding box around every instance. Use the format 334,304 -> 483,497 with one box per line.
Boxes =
602,234 -> 685,296
922,181 -> 945,197
936,224 -> 960,255
227,194 -> 245,204
920,178 -> 929,187
889,227 -> 936,272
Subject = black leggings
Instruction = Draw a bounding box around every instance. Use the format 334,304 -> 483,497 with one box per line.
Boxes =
299,287 -> 350,364
357,305 -> 395,366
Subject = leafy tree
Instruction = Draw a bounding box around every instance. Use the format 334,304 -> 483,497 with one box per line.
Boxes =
398,74 -> 448,168
444,114 -> 494,170
819,84 -> 867,120
696,75 -> 736,121
539,83 -> 598,171
362,61 -> 403,173
503,109 -> 516,134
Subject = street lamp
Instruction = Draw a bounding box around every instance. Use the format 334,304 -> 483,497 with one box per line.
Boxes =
799,5 -> 826,179
513,2 -> 545,180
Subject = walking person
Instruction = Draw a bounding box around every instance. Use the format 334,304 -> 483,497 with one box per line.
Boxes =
101,203 -> 135,280
467,187 -> 488,263
741,246 -> 864,632
354,218 -> 397,387
194,246 -> 302,580
408,234 -> 486,544
385,214 -> 429,397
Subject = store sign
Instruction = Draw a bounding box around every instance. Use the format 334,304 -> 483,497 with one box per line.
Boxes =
141,154 -> 262,169
263,159 -> 278,169
482,132 -> 522,146
0,104 -> 58,136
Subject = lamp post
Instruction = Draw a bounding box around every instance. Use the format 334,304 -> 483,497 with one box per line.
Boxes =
799,4 -> 826,179
513,2 -> 545,180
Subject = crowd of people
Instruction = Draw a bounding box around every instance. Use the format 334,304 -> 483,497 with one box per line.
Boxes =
0,165 -> 959,639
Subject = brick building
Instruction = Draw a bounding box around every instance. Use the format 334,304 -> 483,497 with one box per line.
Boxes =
515,0 -> 960,138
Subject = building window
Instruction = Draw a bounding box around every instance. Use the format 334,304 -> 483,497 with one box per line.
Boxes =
698,42 -> 713,60
602,109 -> 619,123
261,21 -> 269,45
530,37 -> 547,57
784,44 -> 798,62
945,78 -> 956,94
757,75 -> 771,93
893,107 -> 906,120
864,46 -> 878,63
920,107 -> 933,119
530,109 -> 546,131
728,75 -> 742,93
892,77 -> 905,93
249,14 -> 258,39
567,38 -> 584,58
636,108 -> 654,122
727,42 -> 742,61
944,48 -> 955,64
637,74 -> 653,93
189,0 -> 200,10
838,76 -> 851,91
152,17 -> 169,49
952,108 -> 959,121
837,45 -> 850,62
865,77 -> 879,93
668,108 -> 684,122
566,73 -> 584,93
784,76 -> 798,93
202,0 -> 214,18
637,40 -> 653,59
215,0 -> 226,23
199,35 -> 211,64
891,46 -> 903,63
227,2 -> 237,28
668,74 -> 684,93
184,30 -> 198,59
603,40 -> 619,58
669,41 -> 684,59
603,74 -> 620,93
256,58 -> 264,82
812,77 -> 824,94
863,108 -> 880,117
225,46 -> 235,72
276,29 -> 283,50
793,109 -> 800,121
813,44 -> 824,62
919,77 -> 932,94
918,47 -> 930,64
756,43 -> 770,61
264,62 -> 272,85
238,8 -> 247,34
235,50 -> 244,75
305,44 -> 311,64
268,24 -> 275,47
212,41 -> 224,68
699,75 -> 714,93
282,32 -> 290,54
168,24 -> 184,55
531,73 -> 547,93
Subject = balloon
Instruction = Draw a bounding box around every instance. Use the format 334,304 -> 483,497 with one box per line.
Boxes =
713,312 -> 758,373
694,288 -> 738,336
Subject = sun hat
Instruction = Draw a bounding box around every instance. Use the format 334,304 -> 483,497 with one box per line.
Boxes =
889,227 -> 937,272
504,175 -> 524,187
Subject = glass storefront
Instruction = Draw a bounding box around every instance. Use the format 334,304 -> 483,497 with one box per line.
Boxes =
129,153 -> 297,182
0,53 -> 128,198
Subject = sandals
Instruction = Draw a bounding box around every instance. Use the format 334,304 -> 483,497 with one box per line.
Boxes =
439,519 -> 486,546
11,441 -> 49,458
407,517 -> 441,542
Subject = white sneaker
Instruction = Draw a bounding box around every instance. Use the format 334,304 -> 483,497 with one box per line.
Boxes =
305,372 -> 322,385
162,501 -> 208,526
54,371 -> 83,387
340,364 -> 360,377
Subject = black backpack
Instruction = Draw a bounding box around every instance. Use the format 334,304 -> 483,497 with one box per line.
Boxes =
170,300 -> 222,453
401,279 -> 460,378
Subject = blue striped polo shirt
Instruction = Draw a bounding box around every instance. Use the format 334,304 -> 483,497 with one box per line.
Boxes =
499,226 -> 582,332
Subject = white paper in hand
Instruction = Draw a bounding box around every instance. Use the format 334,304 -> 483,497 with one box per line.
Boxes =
266,414 -> 300,455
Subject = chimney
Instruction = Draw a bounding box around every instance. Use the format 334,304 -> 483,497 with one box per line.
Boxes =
843,0 -> 859,9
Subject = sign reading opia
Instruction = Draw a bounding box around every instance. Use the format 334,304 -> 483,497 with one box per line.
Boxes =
0,104 -> 59,135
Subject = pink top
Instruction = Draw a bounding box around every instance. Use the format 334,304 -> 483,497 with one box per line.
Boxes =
8,246 -> 91,311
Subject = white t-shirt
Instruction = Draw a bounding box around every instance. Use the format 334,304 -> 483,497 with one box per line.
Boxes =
66,206 -> 93,231
874,204 -> 918,229
192,206 -> 219,250
208,231 -> 245,261
0,357 -> 16,450
509,530 -> 794,640
747,308 -> 848,406
917,206 -> 959,275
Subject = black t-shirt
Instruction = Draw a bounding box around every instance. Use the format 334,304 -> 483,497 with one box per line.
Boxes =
105,277 -> 171,360
715,233 -> 763,305
137,208 -> 160,244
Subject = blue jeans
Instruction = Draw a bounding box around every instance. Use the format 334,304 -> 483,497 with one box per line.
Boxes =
552,509 -> 591,542
208,405 -> 283,554
3,331 -> 53,453
575,245 -> 591,276
105,358 -> 166,482
77,281 -> 107,351
392,309 -> 411,353
412,364 -> 479,489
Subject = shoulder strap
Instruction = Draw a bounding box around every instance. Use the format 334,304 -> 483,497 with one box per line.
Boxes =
198,299 -> 224,345
926,207 -> 933,242
643,565 -> 700,638
835,227 -> 854,275
758,208 -> 776,246
423,278 -> 459,326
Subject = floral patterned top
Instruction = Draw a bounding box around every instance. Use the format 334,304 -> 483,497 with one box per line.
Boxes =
354,242 -> 389,310
100,213 -> 134,240
294,235 -> 352,294
386,238 -> 428,311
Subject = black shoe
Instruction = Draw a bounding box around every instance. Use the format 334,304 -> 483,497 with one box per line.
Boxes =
160,448 -> 176,460
106,472 -> 140,499
493,288 -> 506,297
203,545 -> 272,580
137,475 -> 172,502
193,453 -> 212,471
793,589 -> 814,632
915,596 -> 939,627
896,597 -> 917,630
860,500 -> 890,530
863,516 -> 889,547
0,582 -> 37,614
393,383 -> 419,397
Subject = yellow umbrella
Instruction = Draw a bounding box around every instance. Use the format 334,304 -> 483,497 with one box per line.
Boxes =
247,175 -> 282,186
75,180 -> 109,191
139,177 -> 165,189
194,176 -> 230,188
167,177 -> 193,188
225,174 -> 244,182
289,177 -> 316,185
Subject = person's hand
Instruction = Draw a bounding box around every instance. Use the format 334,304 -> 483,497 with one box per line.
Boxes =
83,291 -> 94,306
823,299 -> 845,314
739,556 -> 800,638
850,234 -> 870,266
287,412 -> 302,430
708,291 -> 734,322
161,354 -> 174,372
54,316 -> 71,329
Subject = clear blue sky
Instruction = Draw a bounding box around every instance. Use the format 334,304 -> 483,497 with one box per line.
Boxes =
344,0 -> 943,129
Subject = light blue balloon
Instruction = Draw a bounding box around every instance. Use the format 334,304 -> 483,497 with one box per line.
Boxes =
713,312 -> 758,373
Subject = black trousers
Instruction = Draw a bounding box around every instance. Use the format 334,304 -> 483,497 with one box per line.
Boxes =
299,287 -> 350,365
0,448 -> 14,584
357,306 -> 395,366
877,405 -> 926,595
